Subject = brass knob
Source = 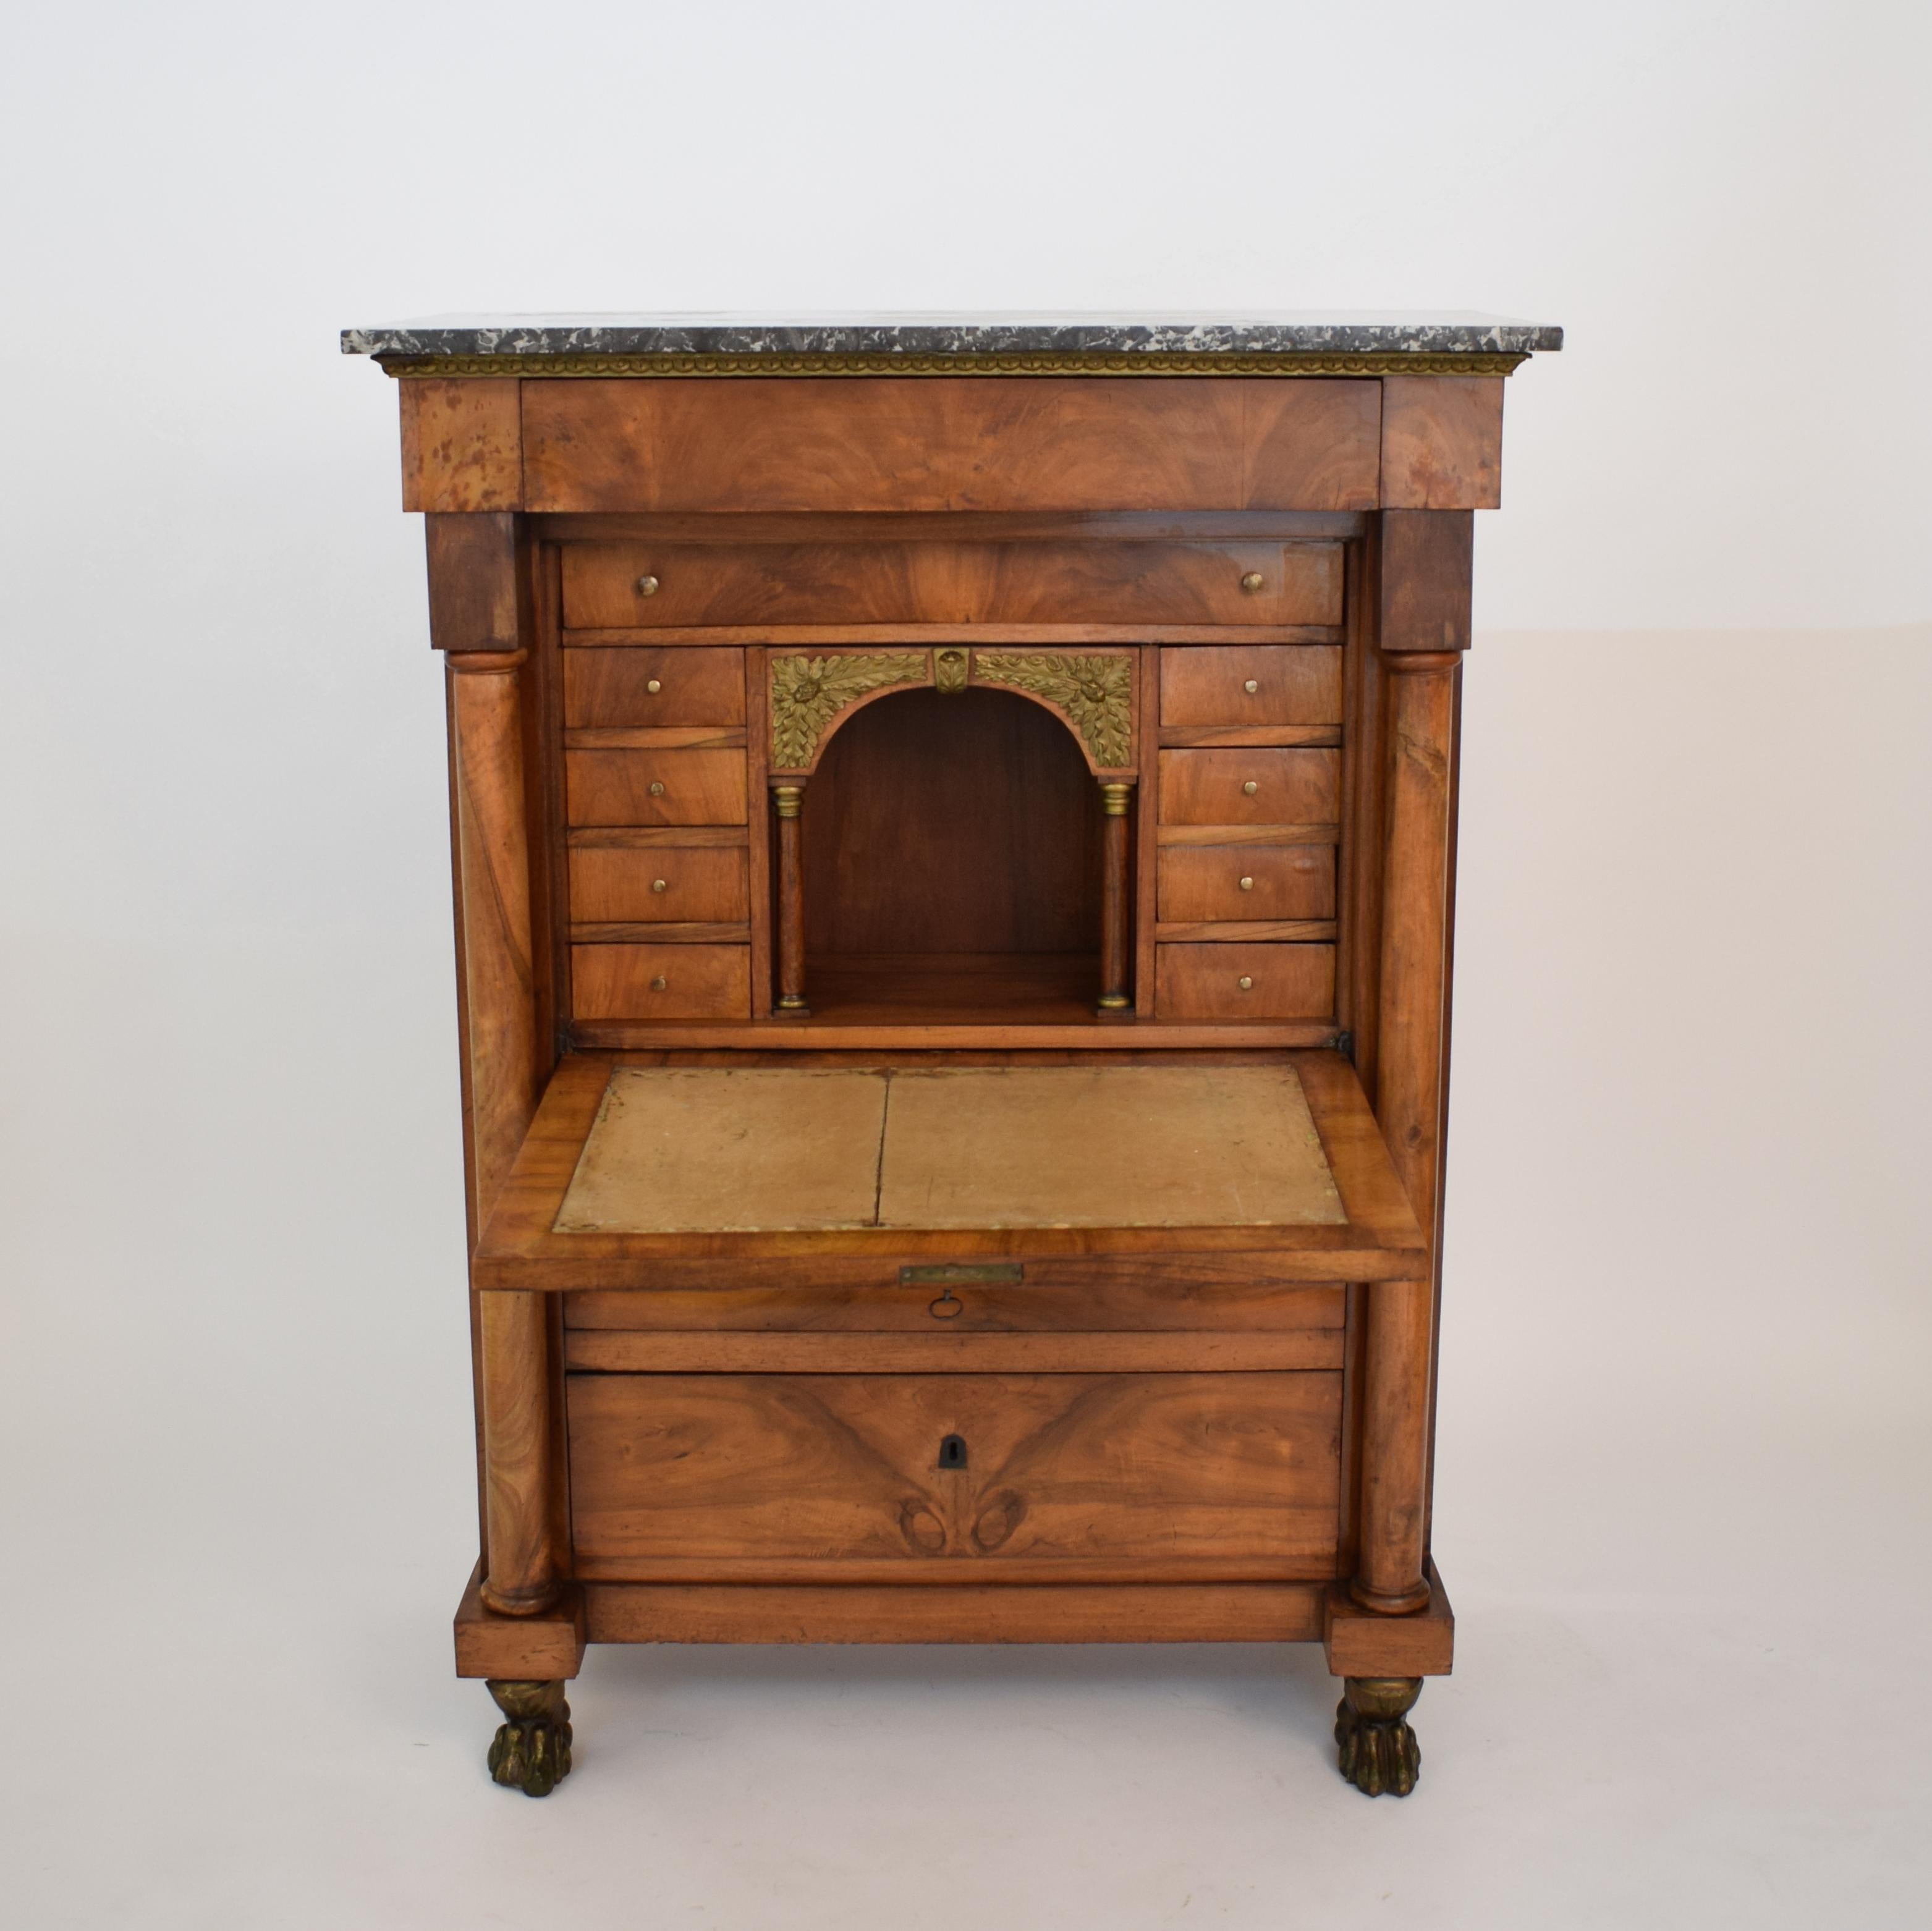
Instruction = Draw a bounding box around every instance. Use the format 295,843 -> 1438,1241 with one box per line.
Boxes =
651,878 -> 668,894
1243,678 -> 1260,694
648,780 -> 666,796
646,677 -> 663,695
1239,876 -> 1255,892
650,974 -> 668,991
1237,974 -> 1254,991
1242,779 -> 1258,796
637,574 -> 660,596
1240,572 -> 1265,593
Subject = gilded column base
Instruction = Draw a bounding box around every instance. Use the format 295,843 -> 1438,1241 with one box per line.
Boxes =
1334,1676 -> 1422,1798
486,1679 -> 574,1797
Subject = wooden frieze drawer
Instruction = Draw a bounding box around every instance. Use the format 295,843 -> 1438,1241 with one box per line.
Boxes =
1159,645 -> 1344,729
569,844 -> 750,925
560,540 -> 1345,631
564,1278 -> 1349,1337
1156,942 -> 1336,1020
572,943 -> 752,1020
563,646 -> 745,727
1158,844 -> 1337,924
1157,748 -> 1341,826
566,1370 -> 1343,1582
564,746 -> 748,827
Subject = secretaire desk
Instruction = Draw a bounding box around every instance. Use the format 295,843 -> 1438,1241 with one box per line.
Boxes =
342,313 -> 1561,1797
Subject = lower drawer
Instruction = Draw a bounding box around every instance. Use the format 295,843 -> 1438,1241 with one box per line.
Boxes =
572,943 -> 751,1020
1156,942 -> 1336,1020
567,1371 -> 1342,1582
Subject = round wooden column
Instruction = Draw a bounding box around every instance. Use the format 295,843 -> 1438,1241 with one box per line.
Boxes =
1097,780 -> 1133,1011
1354,647 -> 1460,1615
447,649 -> 556,1617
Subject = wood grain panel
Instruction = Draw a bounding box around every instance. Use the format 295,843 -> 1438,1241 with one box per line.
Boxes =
567,1371 -> 1342,1579
425,514 -> 522,653
1156,943 -> 1336,1020
568,845 -> 748,924
1159,646 -> 1344,728
523,379 -> 1380,514
1380,377 -> 1503,510
564,1332 -> 1345,1372
564,1280 -> 1347,1334
570,944 -> 750,1020
1244,380 -> 1382,510
399,379 -> 520,512
1158,844 -> 1337,923
583,1581 -> 1328,1644
564,747 -> 747,827
1156,748 -> 1341,826
560,540 -> 1345,628
562,647 -> 745,727
1379,512 -> 1474,653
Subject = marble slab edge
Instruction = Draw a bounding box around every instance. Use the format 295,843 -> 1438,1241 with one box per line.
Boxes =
341,319 -> 1564,358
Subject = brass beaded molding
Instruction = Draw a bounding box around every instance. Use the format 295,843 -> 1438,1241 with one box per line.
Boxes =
378,350 -> 1527,380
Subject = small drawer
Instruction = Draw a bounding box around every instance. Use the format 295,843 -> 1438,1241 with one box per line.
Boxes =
572,944 -> 751,1020
1156,942 -> 1336,1020
561,540 -> 1345,630
1158,845 -> 1336,923
1157,748 -> 1340,826
1160,645 -> 1343,728
569,845 -> 749,924
564,647 -> 745,727
565,747 -> 748,827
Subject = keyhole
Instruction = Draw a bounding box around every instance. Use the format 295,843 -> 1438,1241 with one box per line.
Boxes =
938,1434 -> 968,1470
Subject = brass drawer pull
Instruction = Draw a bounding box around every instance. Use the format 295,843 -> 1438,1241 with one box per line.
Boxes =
636,574 -> 660,596
1243,678 -> 1260,694
1242,779 -> 1258,796
650,974 -> 668,991
646,677 -> 663,694
928,1289 -> 964,1320
1239,876 -> 1255,892
651,878 -> 669,894
648,780 -> 666,796
1237,974 -> 1254,991
1240,572 -> 1265,593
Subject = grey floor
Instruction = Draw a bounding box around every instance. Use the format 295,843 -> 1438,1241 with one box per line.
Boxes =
5,630 -> 1929,1927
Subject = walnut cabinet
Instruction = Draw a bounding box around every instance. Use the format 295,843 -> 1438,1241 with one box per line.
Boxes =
345,316 -> 1560,1797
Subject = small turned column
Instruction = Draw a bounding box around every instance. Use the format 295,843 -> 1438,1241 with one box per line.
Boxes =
772,784 -> 808,1014
1097,780 -> 1133,1012
1354,648 -> 1460,1617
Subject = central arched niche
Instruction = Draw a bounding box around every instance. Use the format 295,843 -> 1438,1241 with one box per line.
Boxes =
800,685 -> 1104,1020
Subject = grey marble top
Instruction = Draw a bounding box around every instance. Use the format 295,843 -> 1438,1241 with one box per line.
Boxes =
341,311 -> 1562,358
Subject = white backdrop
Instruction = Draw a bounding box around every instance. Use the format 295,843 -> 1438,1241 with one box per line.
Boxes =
2,5 -> 1928,1927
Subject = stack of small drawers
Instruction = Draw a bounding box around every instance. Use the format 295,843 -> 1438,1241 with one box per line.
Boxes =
562,640 -> 754,1020
1152,638 -> 1342,1021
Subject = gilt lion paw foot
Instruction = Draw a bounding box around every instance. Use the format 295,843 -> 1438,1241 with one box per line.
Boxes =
485,1680 -> 574,1797
1334,1676 -> 1421,1798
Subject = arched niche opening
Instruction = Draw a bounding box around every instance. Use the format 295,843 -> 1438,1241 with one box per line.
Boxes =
798,685 -> 1107,1021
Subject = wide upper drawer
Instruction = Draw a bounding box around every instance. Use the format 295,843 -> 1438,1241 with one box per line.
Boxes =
561,541 -> 1345,630
523,378 -> 1381,514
